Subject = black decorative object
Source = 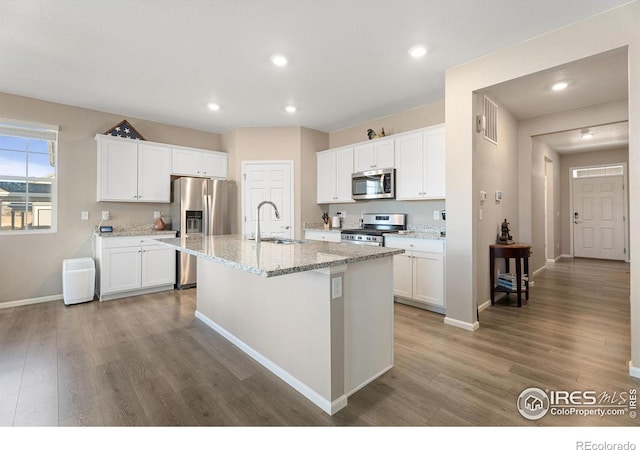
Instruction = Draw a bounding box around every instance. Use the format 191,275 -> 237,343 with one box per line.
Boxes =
104,120 -> 145,140
498,218 -> 514,244
367,128 -> 377,140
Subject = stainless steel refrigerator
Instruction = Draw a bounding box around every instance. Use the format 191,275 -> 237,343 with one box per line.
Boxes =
170,177 -> 238,289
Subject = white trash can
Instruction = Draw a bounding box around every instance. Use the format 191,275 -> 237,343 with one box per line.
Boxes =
62,257 -> 95,305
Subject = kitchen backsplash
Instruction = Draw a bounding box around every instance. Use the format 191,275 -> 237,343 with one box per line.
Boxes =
327,199 -> 446,229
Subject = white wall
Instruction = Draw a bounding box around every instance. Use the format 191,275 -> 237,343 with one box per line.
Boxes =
445,0 -> 639,377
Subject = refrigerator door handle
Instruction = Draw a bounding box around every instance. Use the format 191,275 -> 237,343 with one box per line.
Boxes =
204,193 -> 211,236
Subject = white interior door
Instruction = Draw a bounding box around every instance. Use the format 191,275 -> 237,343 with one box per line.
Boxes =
242,161 -> 293,239
573,175 -> 625,260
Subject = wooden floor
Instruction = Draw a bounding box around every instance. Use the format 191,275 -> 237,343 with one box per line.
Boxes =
1,257 -> 637,426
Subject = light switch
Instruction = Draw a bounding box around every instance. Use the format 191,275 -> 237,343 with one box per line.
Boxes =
81,211 -> 89,220
433,210 -> 440,220
101,211 -> 110,221
479,209 -> 483,221
154,211 -> 161,219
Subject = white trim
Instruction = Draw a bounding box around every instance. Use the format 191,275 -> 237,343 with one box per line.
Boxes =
478,300 -> 491,312
195,309 -> 345,415
546,258 -> 556,263
533,265 -> 547,277
0,294 -> 62,309
444,316 -> 479,331
560,254 -> 572,259
98,284 -> 173,301
346,364 -> 393,397
629,361 -> 640,380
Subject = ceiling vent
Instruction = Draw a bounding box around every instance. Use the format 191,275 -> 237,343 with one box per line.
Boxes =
482,95 -> 498,145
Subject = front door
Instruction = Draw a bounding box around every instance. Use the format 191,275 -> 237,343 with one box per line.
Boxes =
573,175 -> 625,260
242,161 -> 293,239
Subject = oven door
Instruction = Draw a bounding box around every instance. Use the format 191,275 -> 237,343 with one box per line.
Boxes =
351,169 -> 395,200
341,234 -> 383,246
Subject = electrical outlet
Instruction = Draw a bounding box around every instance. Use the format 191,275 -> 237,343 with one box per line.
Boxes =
154,211 -> 161,219
331,276 -> 343,299
433,210 -> 440,220
479,209 -> 483,221
81,211 -> 89,220
101,211 -> 110,221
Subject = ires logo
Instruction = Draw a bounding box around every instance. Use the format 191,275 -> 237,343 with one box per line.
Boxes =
517,388 -> 637,420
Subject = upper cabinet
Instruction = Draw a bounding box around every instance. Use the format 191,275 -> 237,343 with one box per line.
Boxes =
97,136 -> 171,203
395,124 -> 445,200
317,146 -> 355,204
353,139 -> 395,172
171,148 -> 228,178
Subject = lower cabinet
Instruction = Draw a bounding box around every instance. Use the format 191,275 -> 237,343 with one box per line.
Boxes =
96,234 -> 176,301
385,236 -> 445,313
304,229 -> 342,243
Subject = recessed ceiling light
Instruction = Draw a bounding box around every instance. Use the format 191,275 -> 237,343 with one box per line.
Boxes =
552,82 -> 568,91
408,45 -> 427,58
285,105 -> 297,113
581,129 -> 593,140
207,103 -> 220,111
271,54 -> 288,67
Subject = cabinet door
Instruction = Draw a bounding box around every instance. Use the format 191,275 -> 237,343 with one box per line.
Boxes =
317,150 -> 337,203
423,127 -> 446,199
141,245 -> 176,288
354,143 -> 376,172
304,230 -> 341,242
172,148 -> 202,176
97,139 -> 138,201
374,139 -> 395,170
102,247 -> 141,294
413,251 -> 444,307
202,152 -> 228,178
335,147 -> 355,202
393,254 -> 413,299
394,133 -> 424,200
138,144 -> 171,202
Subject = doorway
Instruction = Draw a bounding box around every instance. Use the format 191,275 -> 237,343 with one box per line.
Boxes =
571,163 -> 627,261
241,161 -> 294,239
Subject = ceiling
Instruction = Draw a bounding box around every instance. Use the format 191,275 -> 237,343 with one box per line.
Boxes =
482,49 -> 629,154
0,0 -> 633,134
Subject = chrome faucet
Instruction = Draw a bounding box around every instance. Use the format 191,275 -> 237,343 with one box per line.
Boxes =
255,201 -> 280,244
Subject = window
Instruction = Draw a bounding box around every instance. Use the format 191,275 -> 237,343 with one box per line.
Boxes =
572,165 -> 624,178
0,119 -> 58,233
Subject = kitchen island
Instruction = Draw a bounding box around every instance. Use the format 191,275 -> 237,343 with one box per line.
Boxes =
158,234 -> 403,415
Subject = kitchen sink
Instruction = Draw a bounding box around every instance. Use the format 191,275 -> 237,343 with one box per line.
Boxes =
248,237 -> 310,244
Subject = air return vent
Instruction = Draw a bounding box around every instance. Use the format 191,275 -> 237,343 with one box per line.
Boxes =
483,95 -> 498,145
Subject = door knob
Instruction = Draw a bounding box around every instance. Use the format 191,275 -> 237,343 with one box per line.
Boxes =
281,225 -> 290,229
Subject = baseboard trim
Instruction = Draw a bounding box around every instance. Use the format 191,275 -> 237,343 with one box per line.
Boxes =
629,361 -> 640,379
0,294 -> 62,309
444,316 -> 479,331
533,266 -> 546,277
478,300 -> 491,312
195,310 -> 344,415
346,364 -> 393,397
560,254 -> 572,259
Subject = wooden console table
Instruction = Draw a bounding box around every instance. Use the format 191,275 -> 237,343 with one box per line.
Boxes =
490,243 -> 532,307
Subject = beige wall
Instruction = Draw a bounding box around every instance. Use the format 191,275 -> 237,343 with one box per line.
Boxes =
0,92 -> 223,305
445,1 -> 639,371
531,139 -> 561,271
222,126 -> 328,239
559,147 -> 629,256
473,94 -> 520,307
329,101 -> 445,148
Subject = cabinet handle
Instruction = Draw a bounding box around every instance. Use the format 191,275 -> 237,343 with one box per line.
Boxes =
203,171 -> 207,174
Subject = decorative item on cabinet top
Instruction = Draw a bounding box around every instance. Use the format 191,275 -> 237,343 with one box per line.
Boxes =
104,119 -> 145,140
366,127 -> 387,140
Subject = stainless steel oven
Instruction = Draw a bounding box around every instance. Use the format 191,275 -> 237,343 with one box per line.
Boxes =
341,213 -> 406,246
351,168 -> 395,200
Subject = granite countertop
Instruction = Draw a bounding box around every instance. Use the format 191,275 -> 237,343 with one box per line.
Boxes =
304,221 -> 362,232
157,234 -> 404,278
384,231 -> 446,241
94,224 -> 177,237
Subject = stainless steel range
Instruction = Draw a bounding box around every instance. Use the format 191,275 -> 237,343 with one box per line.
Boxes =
341,213 -> 407,246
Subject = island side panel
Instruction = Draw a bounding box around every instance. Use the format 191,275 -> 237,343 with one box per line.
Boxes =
195,257 -> 343,412
344,256 -> 394,395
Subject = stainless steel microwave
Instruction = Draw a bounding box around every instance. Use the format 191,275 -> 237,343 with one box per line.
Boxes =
351,168 -> 395,200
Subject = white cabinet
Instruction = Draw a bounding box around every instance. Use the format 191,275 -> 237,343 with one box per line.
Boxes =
317,146 -> 355,204
95,234 -> 176,301
172,148 -> 228,178
304,229 -> 341,243
354,139 -> 395,172
395,125 -> 446,200
96,136 -> 171,203
385,236 -> 445,313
